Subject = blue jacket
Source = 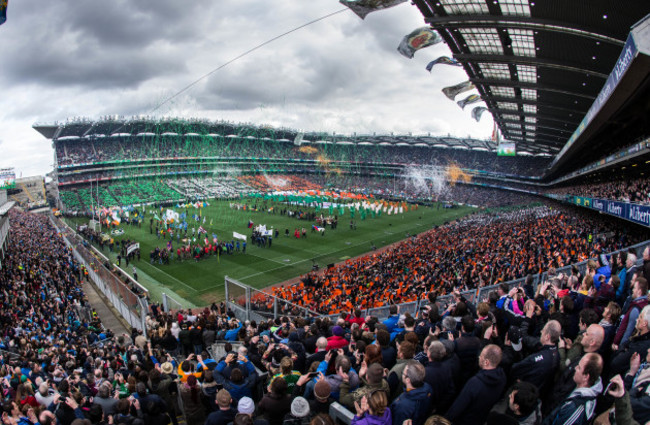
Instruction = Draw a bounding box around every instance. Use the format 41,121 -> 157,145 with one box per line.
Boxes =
224,325 -> 242,341
382,315 -> 400,333
389,383 -> 432,425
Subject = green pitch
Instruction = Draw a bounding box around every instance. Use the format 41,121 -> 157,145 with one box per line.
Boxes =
64,198 -> 474,307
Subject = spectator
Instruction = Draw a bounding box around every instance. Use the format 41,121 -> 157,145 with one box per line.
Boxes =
205,389 -> 238,425
446,345 -> 507,425
544,353 -> 603,425
282,397 -> 311,425
259,377 -> 292,425
179,375 -> 206,425
487,381 -> 542,425
351,390 -> 391,425
390,360 -> 432,425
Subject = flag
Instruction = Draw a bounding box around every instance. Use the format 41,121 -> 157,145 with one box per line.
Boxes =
471,106 -> 488,122
198,226 -> 207,234
340,0 -> 407,19
426,56 -> 461,72
442,81 -> 474,101
457,94 -> 482,110
248,219 -> 254,229
0,0 -> 7,26
397,27 -> 443,59
153,213 -> 161,222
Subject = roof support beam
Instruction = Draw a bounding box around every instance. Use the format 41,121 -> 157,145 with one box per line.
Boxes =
425,15 -> 625,46
470,78 -> 596,100
455,53 -> 609,79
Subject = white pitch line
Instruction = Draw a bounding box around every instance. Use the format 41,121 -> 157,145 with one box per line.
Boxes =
147,266 -> 198,293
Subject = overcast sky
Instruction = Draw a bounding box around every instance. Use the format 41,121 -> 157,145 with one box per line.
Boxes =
0,0 -> 494,177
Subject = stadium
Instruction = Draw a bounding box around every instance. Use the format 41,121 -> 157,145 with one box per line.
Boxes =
1,1 -> 650,425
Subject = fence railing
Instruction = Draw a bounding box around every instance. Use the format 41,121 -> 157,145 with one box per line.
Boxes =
162,292 -> 185,313
225,275 -> 322,323
51,215 -> 148,335
226,238 -> 650,322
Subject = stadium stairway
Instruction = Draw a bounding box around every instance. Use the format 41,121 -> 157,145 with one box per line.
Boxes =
80,278 -> 130,338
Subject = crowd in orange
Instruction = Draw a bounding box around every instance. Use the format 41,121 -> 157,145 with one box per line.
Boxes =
270,205 -> 642,314
237,174 -> 322,192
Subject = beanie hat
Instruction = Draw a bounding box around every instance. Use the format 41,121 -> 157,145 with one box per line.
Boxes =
314,379 -> 331,402
238,397 -> 255,415
291,397 -> 310,418
367,363 -> 384,385
332,326 -> 344,336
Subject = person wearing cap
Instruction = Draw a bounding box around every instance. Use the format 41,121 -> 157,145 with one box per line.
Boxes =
205,389 -> 237,425
149,367 -> 179,425
282,396 -> 311,425
310,378 -> 333,415
234,396 -> 269,425
326,326 -> 348,351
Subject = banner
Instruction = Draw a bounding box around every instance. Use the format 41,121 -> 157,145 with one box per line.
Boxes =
456,94 -> 481,110
442,81 -> 474,101
426,56 -> 461,72
628,204 -> 650,227
233,232 -> 247,241
0,168 -> 15,189
127,243 -> 140,256
397,27 -> 443,59
340,0 -> 407,19
471,106 -> 488,122
574,196 -> 592,208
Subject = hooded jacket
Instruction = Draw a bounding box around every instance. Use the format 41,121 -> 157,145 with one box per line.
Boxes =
446,367 -> 507,425
542,378 -> 602,425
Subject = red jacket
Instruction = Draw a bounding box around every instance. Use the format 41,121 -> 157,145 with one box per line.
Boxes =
326,335 -> 348,350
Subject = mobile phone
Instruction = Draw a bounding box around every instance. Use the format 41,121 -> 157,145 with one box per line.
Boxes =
307,372 -> 319,378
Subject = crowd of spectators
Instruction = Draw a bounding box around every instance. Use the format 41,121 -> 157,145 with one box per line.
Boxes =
55,137 -> 550,177
2,200 -> 650,425
272,205 -> 650,315
548,176 -> 650,205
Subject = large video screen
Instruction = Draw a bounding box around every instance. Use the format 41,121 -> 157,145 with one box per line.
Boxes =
0,168 -> 16,190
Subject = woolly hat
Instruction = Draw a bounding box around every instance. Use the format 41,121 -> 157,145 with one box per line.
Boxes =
314,379 -> 331,402
291,397 -> 310,418
332,326 -> 344,336
367,363 -> 384,385
238,397 -> 255,415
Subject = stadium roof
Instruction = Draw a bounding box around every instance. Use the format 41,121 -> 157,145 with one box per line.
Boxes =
412,0 -> 649,156
34,117 -> 510,153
